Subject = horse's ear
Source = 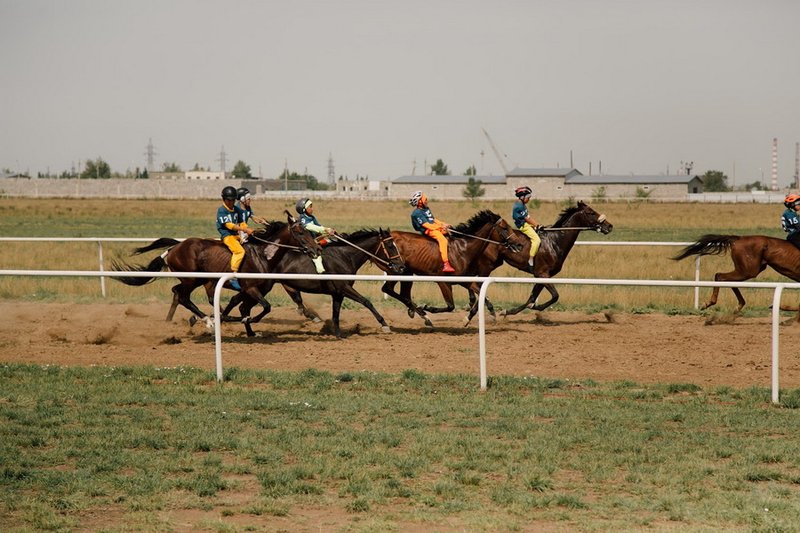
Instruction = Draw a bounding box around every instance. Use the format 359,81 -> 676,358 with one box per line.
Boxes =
577,200 -> 586,207
285,210 -> 297,223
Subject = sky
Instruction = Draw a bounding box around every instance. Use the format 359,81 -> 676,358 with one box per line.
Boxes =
2,0 -> 799,186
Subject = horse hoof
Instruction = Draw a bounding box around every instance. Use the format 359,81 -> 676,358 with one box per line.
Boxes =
241,316 -> 250,325
203,317 -> 213,329
311,317 -> 322,324
295,307 -> 304,316
463,316 -> 471,327
407,308 -> 415,319
188,316 -> 197,327
498,310 -> 507,318
423,318 -> 434,328
381,325 -> 391,333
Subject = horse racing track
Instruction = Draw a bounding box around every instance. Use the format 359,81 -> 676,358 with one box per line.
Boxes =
3,300 -> 800,390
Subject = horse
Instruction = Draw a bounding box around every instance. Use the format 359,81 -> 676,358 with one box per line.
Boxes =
492,201 -> 613,316
111,212 -> 322,328
378,210 -> 523,326
672,234 -> 800,313
223,228 -> 405,338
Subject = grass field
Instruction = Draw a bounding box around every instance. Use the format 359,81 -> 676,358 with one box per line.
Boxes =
3,364 -> 800,531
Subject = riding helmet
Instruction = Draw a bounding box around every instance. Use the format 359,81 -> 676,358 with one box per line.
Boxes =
237,187 -> 250,201
409,191 -> 424,207
515,186 -> 532,199
221,185 -> 238,200
295,197 -> 312,214
785,194 -> 800,208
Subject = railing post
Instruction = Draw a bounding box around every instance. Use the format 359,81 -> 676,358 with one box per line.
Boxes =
213,274 -> 231,383
478,278 -> 494,391
97,241 -> 106,297
771,285 -> 784,404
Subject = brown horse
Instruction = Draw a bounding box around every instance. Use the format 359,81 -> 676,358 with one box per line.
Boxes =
111,212 -> 321,327
672,234 -> 800,312
378,210 -> 523,326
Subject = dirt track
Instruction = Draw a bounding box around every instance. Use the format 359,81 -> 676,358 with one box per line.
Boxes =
2,301 -> 800,390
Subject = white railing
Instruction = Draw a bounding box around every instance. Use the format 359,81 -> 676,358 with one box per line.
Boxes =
0,237 -> 703,306
0,269 -> 797,404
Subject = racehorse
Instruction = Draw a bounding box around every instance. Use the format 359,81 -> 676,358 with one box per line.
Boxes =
378,210 -> 523,326
492,201 -> 613,316
672,234 -> 800,313
224,228 -> 405,338
111,212 -> 321,328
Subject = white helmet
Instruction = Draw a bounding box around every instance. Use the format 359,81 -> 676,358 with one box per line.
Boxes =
409,191 -> 423,207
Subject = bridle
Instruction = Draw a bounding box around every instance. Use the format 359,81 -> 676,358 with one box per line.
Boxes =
327,231 -> 405,271
450,218 -> 520,250
249,220 -> 320,256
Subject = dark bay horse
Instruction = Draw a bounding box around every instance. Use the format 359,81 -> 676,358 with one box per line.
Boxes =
225,228 -> 405,338
491,201 -> 613,316
111,212 -> 321,328
673,234 -> 800,312
379,210 -> 523,326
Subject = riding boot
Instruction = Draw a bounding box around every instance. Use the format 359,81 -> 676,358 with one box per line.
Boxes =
442,261 -> 455,273
312,256 -> 326,274
229,278 -> 241,291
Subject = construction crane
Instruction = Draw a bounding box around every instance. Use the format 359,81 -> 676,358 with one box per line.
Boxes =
481,127 -> 510,175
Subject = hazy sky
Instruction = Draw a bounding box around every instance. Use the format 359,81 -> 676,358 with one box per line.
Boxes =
2,0 -> 799,185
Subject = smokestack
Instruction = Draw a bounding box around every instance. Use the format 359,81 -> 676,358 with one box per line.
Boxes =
771,137 -> 778,191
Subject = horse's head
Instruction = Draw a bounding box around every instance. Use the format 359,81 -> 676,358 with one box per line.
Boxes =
569,201 -> 613,235
377,228 -> 405,274
491,216 -> 525,253
285,210 -> 322,258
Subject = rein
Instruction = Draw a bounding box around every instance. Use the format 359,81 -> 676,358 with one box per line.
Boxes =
448,227 -> 507,245
248,232 -> 305,252
330,233 -> 395,267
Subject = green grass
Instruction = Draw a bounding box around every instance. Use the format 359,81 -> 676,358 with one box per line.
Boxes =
2,364 -> 800,530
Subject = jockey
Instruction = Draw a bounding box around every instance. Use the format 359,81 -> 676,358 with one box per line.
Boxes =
409,191 -> 455,273
296,198 -> 336,273
782,194 -> 800,249
217,185 -> 253,290
512,185 -> 541,273
236,187 -> 267,243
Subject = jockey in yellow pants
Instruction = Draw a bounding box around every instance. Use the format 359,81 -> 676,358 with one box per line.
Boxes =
216,185 -> 253,290
512,185 -> 541,273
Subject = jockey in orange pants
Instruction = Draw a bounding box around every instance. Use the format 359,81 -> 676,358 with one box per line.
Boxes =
409,191 -> 455,273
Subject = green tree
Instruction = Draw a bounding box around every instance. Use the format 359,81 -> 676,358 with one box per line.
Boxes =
231,160 -> 252,179
702,170 -> 729,192
80,158 -> 111,179
431,159 -> 449,176
141,168 -> 149,179
162,162 -> 181,172
464,165 -> 476,176
191,162 -> 205,171
462,177 -> 485,205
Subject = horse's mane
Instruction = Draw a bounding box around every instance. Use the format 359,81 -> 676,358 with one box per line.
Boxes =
552,205 -> 582,228
256,220 -> 288,240
326,228 -> 379,246
454,210 -> 500,235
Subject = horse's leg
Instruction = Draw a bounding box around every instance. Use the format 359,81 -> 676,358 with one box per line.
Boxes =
421,282 -> 457,314
166,284 -> 181,321
330,294 -> 344,338
283,284 -> 322,323
502,283 -> 552,316
175,281 -> 213,328
465,282 -> 496,325
239,286 -> 273,337
381,279 -> 432,326
341,285 -> 391,333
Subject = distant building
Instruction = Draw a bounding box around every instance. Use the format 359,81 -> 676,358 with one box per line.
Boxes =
184,170 -> 228,180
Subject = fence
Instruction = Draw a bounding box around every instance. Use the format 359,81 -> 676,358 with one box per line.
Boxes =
1,238 -> 705,307
0,269 -> 797,404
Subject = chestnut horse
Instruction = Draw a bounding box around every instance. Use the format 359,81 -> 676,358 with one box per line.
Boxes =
111,212 -> 321,327
379,210 -> 523,326
673,234 -> 800,312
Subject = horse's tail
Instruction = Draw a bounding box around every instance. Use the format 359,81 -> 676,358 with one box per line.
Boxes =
672,234 -> 740,261
132,238 -> 181,255
110,255 -> 167,286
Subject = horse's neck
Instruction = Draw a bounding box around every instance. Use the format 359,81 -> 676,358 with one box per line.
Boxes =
334,236 -> 377,272
457,223 -> 495,258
